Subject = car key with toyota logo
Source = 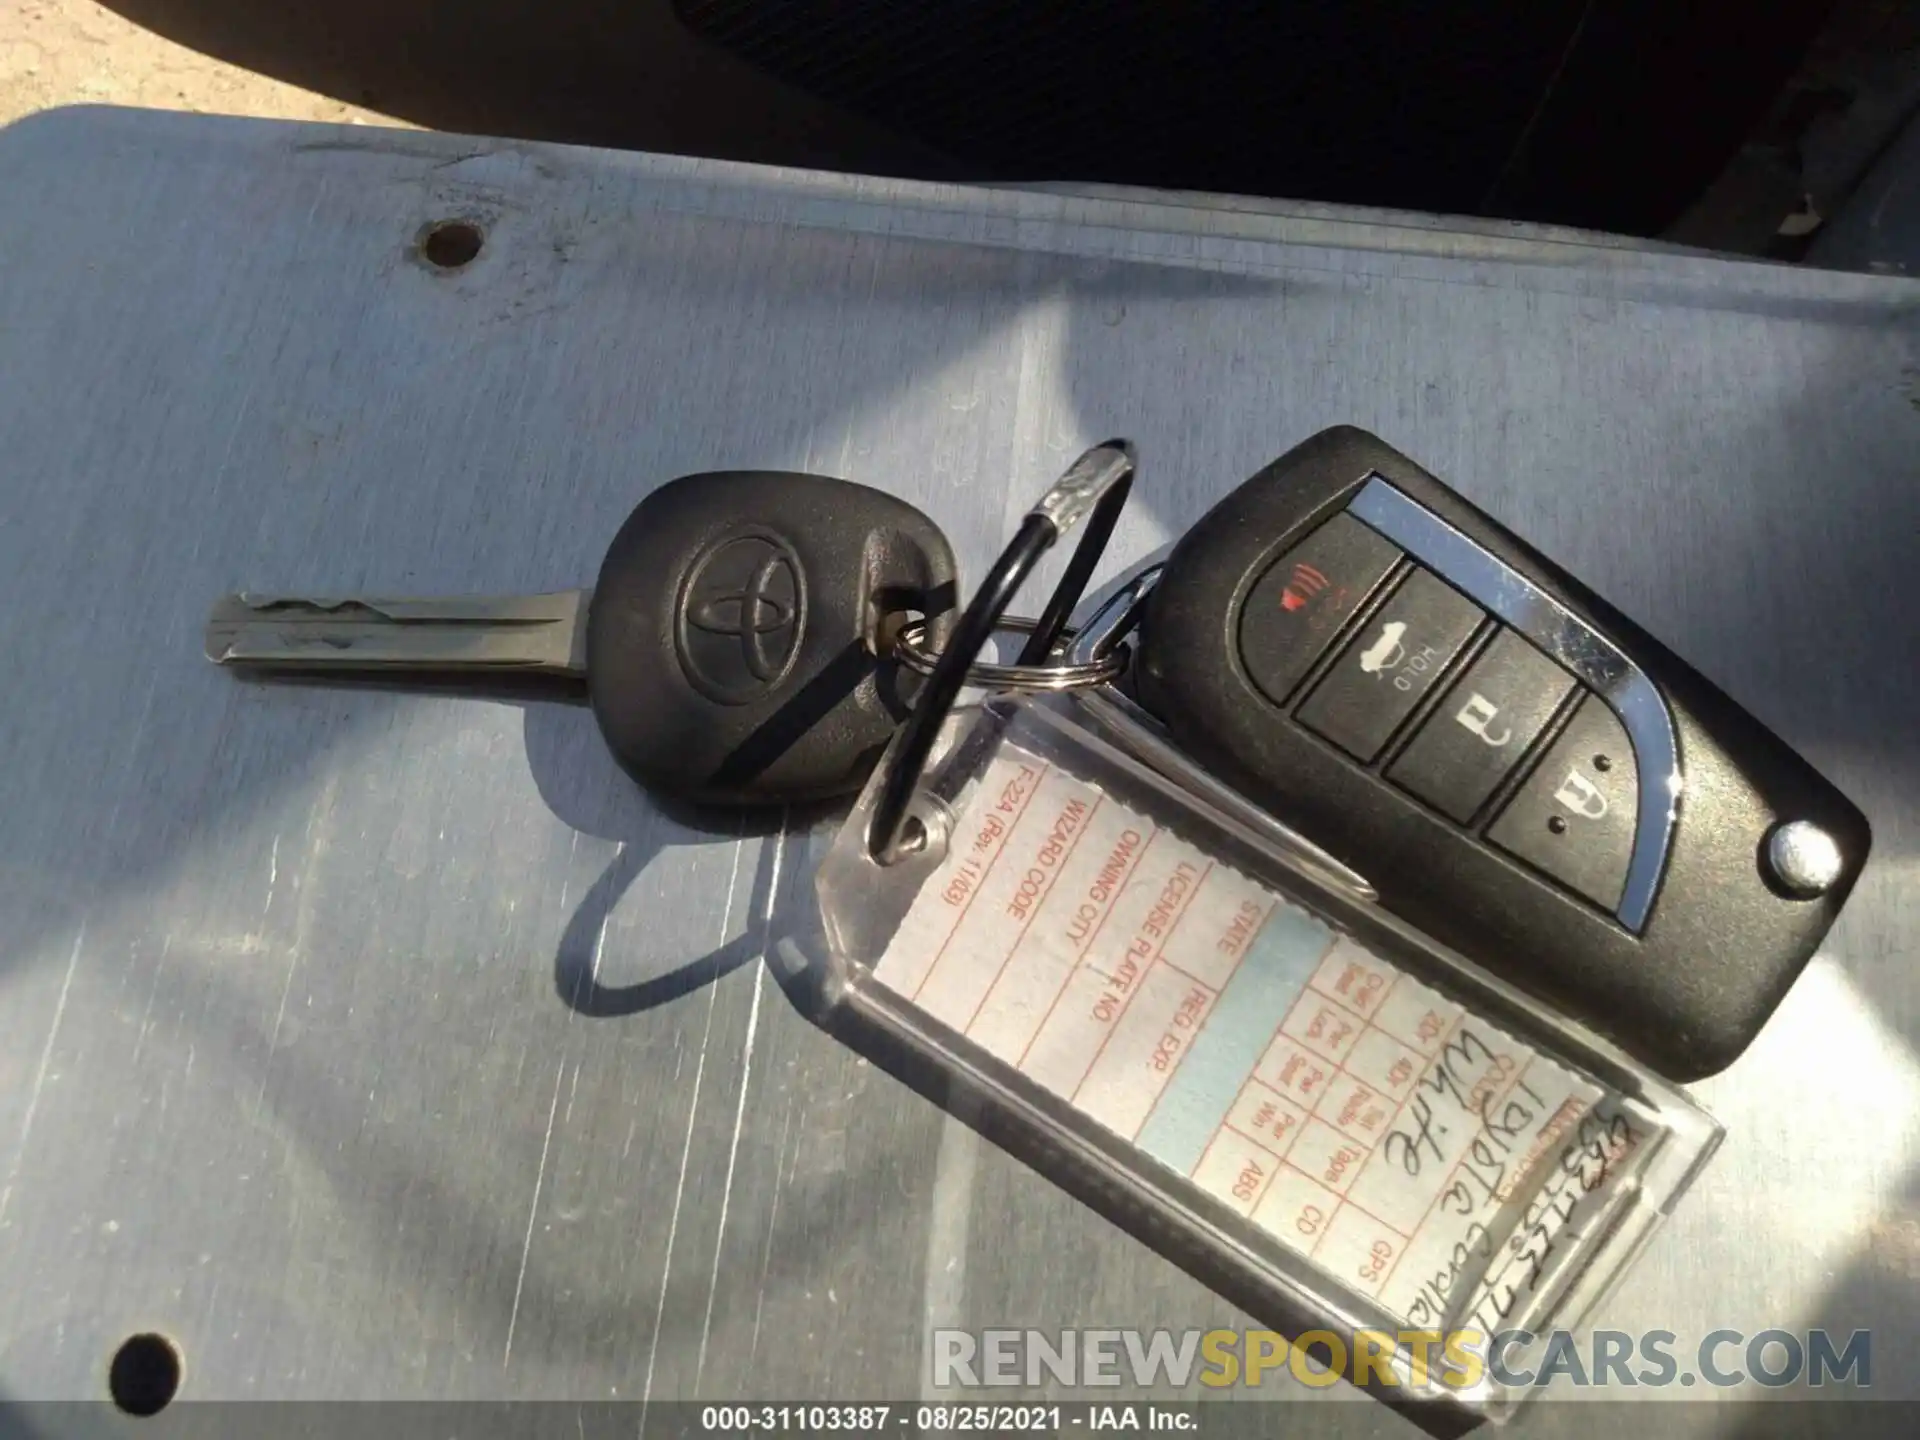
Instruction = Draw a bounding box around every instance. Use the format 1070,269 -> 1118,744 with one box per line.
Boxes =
204,470 -> 959,805
204,435 -> 1868,1424
1132,426 -> 1871,1081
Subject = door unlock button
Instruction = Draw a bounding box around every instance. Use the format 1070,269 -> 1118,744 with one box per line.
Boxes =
1555,769 -> 1612,818
1488,693 -> 1641,912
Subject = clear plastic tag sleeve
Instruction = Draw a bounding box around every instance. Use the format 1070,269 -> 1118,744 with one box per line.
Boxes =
795,696 -> 1723,1420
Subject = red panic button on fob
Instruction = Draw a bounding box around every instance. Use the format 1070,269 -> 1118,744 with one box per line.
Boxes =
1237,514 -> 1400,705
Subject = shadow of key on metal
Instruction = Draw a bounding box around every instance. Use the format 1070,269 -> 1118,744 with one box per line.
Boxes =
531,741 -> 833,1019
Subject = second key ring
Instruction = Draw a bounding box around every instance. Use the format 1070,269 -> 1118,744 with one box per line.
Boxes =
889,615 -> 1127,693
867,440 -> 1136,864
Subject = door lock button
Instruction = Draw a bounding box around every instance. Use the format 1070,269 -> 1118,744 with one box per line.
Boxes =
1389,628 -> 1577,822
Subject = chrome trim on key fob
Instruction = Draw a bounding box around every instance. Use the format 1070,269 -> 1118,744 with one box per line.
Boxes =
1346,476 -> 1680,933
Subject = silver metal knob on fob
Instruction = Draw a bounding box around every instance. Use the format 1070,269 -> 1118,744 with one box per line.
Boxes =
1766,821 -> 1844,897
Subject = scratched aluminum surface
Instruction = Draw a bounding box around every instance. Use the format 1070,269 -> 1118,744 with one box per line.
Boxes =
0,106 -> 1914,1432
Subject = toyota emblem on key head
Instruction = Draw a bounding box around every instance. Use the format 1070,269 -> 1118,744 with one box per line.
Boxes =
675,531 -> 807,704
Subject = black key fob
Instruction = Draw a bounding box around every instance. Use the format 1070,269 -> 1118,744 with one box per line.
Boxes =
1136,426 -> 1869,1081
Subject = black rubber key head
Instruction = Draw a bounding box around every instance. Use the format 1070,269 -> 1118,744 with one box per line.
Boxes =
588,471 -> 958,806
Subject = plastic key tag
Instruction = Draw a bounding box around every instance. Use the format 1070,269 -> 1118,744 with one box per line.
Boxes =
789,692 -> 1722,1423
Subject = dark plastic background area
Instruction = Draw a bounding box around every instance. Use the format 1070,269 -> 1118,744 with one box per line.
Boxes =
93,0 -> 1840,238
676,0 -> 1839,234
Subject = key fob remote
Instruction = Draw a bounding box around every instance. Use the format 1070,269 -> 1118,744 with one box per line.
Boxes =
1136,427 -> 1869,1080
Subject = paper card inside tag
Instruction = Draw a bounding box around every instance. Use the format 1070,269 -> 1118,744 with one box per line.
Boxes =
870,735 -> 1657,1333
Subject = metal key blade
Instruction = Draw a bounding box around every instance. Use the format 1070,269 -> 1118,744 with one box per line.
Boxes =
204,591 -> 591,677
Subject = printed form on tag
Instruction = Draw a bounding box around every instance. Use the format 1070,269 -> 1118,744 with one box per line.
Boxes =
874,741 -> 1653,1332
